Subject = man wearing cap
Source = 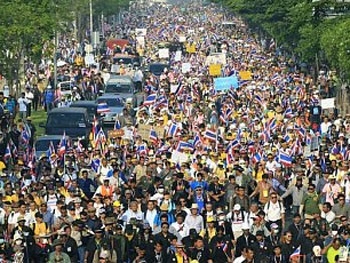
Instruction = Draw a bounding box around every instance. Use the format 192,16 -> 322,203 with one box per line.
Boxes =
227,203 -> 248,239
322,174 -> 341,206
48,239 -> 71,263
235,223 -> 256,258
60,228 -> 79,263
184,203 -> 204,234
85,228 -> 110,263
251,230 -> 272,262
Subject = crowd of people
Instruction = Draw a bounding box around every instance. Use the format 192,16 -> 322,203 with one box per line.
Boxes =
0,0 -> 349,263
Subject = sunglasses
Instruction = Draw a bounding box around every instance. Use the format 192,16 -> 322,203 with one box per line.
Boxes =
271,196 -> 277,199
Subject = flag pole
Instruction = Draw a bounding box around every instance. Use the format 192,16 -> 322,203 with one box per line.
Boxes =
63,131 -> 66,176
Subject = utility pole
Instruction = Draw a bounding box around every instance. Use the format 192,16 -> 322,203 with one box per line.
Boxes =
90,0 -> 93,42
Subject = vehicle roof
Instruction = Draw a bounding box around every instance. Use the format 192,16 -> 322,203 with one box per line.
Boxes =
97,94 -> 124,99
49,107 -> 87,113
70,101 -> 97,106
36,135 -> 71,141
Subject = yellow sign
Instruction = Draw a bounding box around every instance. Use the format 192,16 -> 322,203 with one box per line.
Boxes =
239,71 -> 252,81
209,64 -> 221,76
186,44 -> 196,53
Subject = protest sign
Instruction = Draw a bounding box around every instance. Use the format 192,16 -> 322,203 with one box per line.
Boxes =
239,71 -> 252,80
159,48 -> 169,58
135,28 -> 147,36
209,64 -> 221,76
205,53 -> 226,65
171,150 -> 189,164
175,51 -> 182,62
182,63 -> 191,73
321,98 -> 335,109
214,76 -> 239,91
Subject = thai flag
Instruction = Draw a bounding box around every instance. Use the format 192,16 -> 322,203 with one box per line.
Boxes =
331,143 -> 339,155
271,73 -> 279,82
136,144 -> 147,155
4,144 -> 11,159
114,119 -> 121,130
21,129 -> 30,145
92,115 -> 99,142
222,242 -> 228,253
248,141 -> 255,152
279,150 -> 293,167
91,158 -> 100,173
149,129 -> 158,143
167,123 -> 179,137
9,139 -> 18,157
204,129 -> 217,142
255,95 -> 263,105
226,152 -> 234,164
193,134 -> 203,148
269,118 -> 277,131
143,94 -> 157,106
296,126 -> 306,138
284,107 -> 293,118
290,246 -> 301,259
95,128 -> 107,145
175,82 -> 184,96
176,141 -> 194,152
97,102 -> 110,113
283,134 -> 291,143
262,130 -> 270,142
46,141 -> 56,157
58,132 -> 66,156
253,152 -> 262,163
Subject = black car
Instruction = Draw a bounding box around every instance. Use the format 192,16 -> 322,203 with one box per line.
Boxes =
69,100 -> 98,122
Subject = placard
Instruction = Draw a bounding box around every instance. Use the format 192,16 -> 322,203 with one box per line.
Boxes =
111,64 -> 120,74
182,63 -> 191,73
214,76 -> 239,91
171,150 -> 189,164
209,64 -> 221,76
108,129 -> 125,139
239,71 -> 252,80
179,36 -> 186,43
205,53 -> 226,65
158,48 -> 169,58
186,44 -> 196,53
321,98 -> 335,109
175,51 -> 182,62
136,36 -> 145,48
135,28 -> 147,36
84,54 -> 96,65
138,124 -> 165,141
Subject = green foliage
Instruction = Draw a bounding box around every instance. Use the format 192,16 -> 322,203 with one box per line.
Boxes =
93,0 -> 129,17
223,0 -> 350,79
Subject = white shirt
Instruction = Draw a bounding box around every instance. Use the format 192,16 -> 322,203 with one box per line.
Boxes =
321,210 -> 336,224
145,209 -> 157,230
264,201 -> 285,222
233,255 -> 246,263
184,214 -> 204,233
18,97 -> 29,112
169,221 -> 189,240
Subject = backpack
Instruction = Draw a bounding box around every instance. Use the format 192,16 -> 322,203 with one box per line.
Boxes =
266,200 -> 282,210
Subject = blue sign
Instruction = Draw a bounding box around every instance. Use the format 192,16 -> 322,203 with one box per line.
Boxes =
214,76 -> 239,91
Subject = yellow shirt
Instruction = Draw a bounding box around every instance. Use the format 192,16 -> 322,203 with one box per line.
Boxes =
326,247 -> 340,263
254,170 -> 264,182
0,161 -> 5,172
32,221 -> 49,236
176,254 -> 184,263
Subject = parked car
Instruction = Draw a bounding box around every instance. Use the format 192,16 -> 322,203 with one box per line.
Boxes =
34,135 -> 72,160
69,100 -> 98,122
96,95 -> 125,127
104,75 -> 138,107
40,107 -> 91,140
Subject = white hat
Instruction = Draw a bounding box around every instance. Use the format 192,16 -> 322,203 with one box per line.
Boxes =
242,223 -> 250,230
233,204 -> 241,211
190,203 -> 199,210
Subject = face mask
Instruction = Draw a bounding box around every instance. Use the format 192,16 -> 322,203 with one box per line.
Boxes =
42,239 -> 48,244
15,240 -> 22,245
158,188 -> 164,194
332,231 -> 338,237
274,230 -> 279,234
